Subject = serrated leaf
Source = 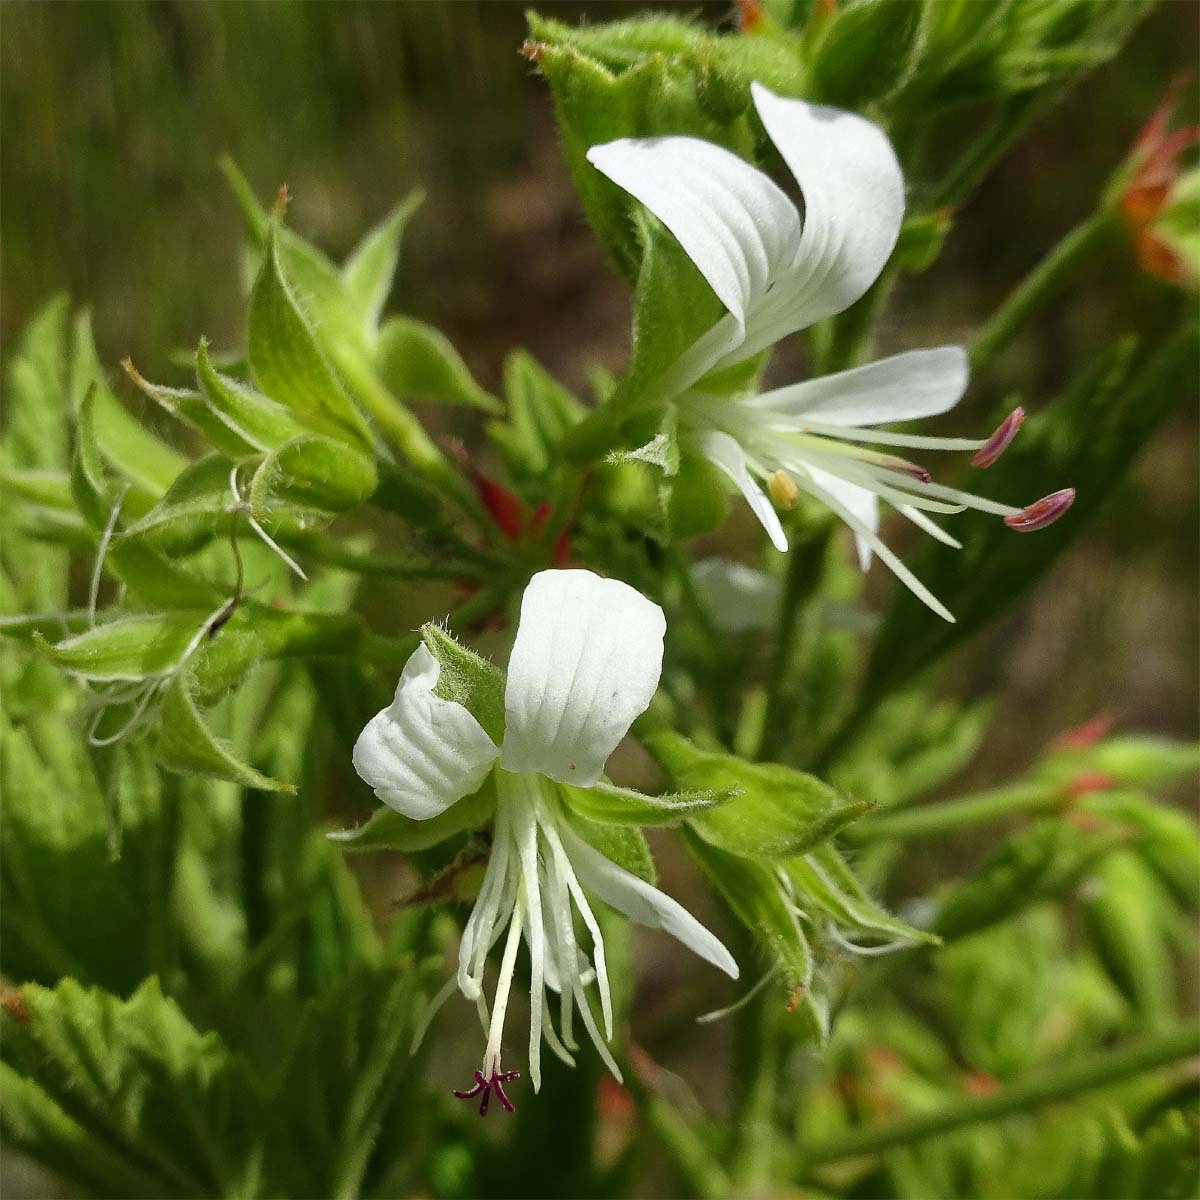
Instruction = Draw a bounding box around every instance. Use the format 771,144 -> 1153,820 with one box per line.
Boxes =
0,977 -> 260,1199
329,779 -> 496,852
375,316 -> 500,413
158,665 -> 295,793
248,221 -> 373,450
419,622 -> 506,745
645,731 -> 863,857
558,778 -> 733,827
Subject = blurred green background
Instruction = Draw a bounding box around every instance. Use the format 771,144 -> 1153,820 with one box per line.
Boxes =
3,0 -> 1195,772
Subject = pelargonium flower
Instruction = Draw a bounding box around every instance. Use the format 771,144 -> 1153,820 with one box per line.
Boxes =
588,83 -> 1073,622
352,569 -> 737,1110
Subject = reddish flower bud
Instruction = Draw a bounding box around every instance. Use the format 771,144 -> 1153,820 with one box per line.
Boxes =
972,407 -> 1025,468
1004,488 -> 1075,532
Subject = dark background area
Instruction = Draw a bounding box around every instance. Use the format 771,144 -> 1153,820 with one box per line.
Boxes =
2,0 -> 1196,762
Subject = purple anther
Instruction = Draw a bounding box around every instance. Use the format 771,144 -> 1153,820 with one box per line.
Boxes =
454,1066 -> 521,1117
1003,487 -> 1075,532
972,407 -> 1025,468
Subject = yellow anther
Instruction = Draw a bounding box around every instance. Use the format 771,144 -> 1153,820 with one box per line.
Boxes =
767,469 -> 799,510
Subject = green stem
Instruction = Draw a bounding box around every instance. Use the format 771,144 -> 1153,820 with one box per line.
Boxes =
845,783 -> 1061,844
624,1068 -> 731,1200
332,346 -> 486,525
729,985 -> 780,1193
969,211 -> 1115,376
801,1025 -> 1200,1168
757,523 -> 830,762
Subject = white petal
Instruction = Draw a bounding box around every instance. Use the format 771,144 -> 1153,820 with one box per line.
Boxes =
690,558 -> 782,633
587,136 -> 801,329
352,644 -> 499,820
748,347 -> 968,428
748,83 -> 904,337
693,429 -> 789,553
805,465 -> 879,571
500,570 -> 665,786
558,821 -> 739,980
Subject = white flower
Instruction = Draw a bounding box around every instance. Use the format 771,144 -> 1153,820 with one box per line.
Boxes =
589,83 -> 1073,622
352,569 -> 737,1109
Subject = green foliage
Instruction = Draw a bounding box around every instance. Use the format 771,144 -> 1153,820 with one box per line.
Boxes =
420,622 -> 506,745
1,5 -> 1196,1199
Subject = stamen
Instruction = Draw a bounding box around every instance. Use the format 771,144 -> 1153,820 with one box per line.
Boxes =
453,1066 -> 521,1118
1004,487 -> 1075,532
767,469 -> 799,510
971,407 -> 1025,468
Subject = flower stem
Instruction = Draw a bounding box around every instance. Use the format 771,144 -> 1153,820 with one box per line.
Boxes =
729,980 -> 780,1194
843,782 -> 1062,844
969,211 -> 1115,377
756,522 -> 831,762
800,1025 -> 1200,1169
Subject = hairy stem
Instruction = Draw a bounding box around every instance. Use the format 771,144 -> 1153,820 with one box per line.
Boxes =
844,782 -> 1062,844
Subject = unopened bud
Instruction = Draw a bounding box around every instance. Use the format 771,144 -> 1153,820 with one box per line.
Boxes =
768,469 -> 800,510
1004,488 -> 1075,532
972,407 -> 1025,468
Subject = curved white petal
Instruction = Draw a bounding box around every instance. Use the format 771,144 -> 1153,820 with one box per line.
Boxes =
748,347 -> 968,428
586,136 -> 801,329
501,570 -> 665,786
692,429 -> 789,553
748,83 -> 904,340
691,558 -> 782,633
352,644 -> 499,819
804,464 -> 879,571
558,820 -> 739,980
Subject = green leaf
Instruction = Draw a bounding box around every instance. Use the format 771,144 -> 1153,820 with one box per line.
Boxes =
329,779 -> 496,852
488,348 -> 584,479
72,312 -> 187,495
341,194 -> 424,339
645,731 -> 864,857
527,28 -> 756,277
931,817 -> 1127,942
558,778 -> 733,827
4,294 -> 70,473
157,664 -> 296,793
1,977 -> 260,1199
247,220 -> 373,450
375,316 -> 500,413
248,434 -> 377,517
419,622 -> 506,745
1082,850 -> 1177,1027
196,337 -> 311,451
124,358 -> 255,458
34,612 -> 213,682
788,843 -> 940,945
684,827 -> 815,994
809,0 -> 926,107
566,809 -> 656,885
115,454 -> 236,556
